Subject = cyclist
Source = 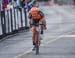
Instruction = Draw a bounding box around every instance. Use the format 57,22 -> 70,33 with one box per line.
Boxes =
28,4 -> 46,50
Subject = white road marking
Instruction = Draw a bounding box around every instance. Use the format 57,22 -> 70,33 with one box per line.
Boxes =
14,49 -> 32,58
62,35 -> 75,37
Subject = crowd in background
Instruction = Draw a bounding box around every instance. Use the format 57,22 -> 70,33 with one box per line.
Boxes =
0,0 -> 75,12
0,0 -> 36,12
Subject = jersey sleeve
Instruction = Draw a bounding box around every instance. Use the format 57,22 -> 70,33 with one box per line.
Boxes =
39,10 -> 44,18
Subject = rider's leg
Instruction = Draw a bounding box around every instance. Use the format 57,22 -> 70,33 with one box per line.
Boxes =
31,26 -> 36,50
44,20 -> 47,29
31,19 -> 39,50
39,19 -> 46,34
35,27 -> 39,44
40,24 -> 44,34
31,26 -> 36,46
43,19 -> 47,30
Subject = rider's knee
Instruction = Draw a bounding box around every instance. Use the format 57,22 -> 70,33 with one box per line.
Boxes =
31,26 -> 36,34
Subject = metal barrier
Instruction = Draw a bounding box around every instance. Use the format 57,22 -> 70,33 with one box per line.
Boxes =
0,8 -> 29,39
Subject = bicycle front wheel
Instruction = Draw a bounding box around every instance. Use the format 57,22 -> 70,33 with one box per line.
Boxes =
35,44 -> 39,55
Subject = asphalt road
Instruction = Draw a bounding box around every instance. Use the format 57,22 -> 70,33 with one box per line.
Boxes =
0,5 -> 75,58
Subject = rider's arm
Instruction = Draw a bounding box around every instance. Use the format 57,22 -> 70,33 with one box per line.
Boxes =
39,10 -> 47,29
39,10 -> 44,19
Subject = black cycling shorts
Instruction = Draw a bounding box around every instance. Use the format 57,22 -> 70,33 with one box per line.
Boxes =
31,19 -> 39,26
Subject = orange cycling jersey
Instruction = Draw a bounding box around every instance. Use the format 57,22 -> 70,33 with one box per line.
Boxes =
29,7 -> 43,21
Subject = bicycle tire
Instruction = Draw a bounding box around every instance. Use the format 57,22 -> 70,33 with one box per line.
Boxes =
35,44 -> 39,55
35,31 -> 40,55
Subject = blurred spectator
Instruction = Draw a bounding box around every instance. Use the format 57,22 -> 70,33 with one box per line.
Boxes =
24,3 -> 32,11
13,0 -> 21,7
0,1 -> 2,11
7,0 -> 13,9
7,0 -> 21,9
54,0 -> 58,4
57,0 -> 63,5
0,0 -> 2,14
16,0 -> 22,11
13,0 -> 17,7
8,0 -> 12,2
49,0 -> 55,6
2,0 -> 8,9
21,0 -> 26,8
20,0 -> 32,12
16,0 -> 21,7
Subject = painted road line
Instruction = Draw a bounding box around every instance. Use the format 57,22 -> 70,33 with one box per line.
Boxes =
41,34 -> 75,46
41,35 -> 62,46
14,31 -> 73,58
62,35 -> 75,37
14,49 -> 32,58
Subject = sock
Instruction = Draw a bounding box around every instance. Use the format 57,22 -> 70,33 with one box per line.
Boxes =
41,30 -> 43,34
33,41 -> 36,45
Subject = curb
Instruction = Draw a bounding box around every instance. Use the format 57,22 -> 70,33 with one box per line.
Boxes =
0,26 -> 30,42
